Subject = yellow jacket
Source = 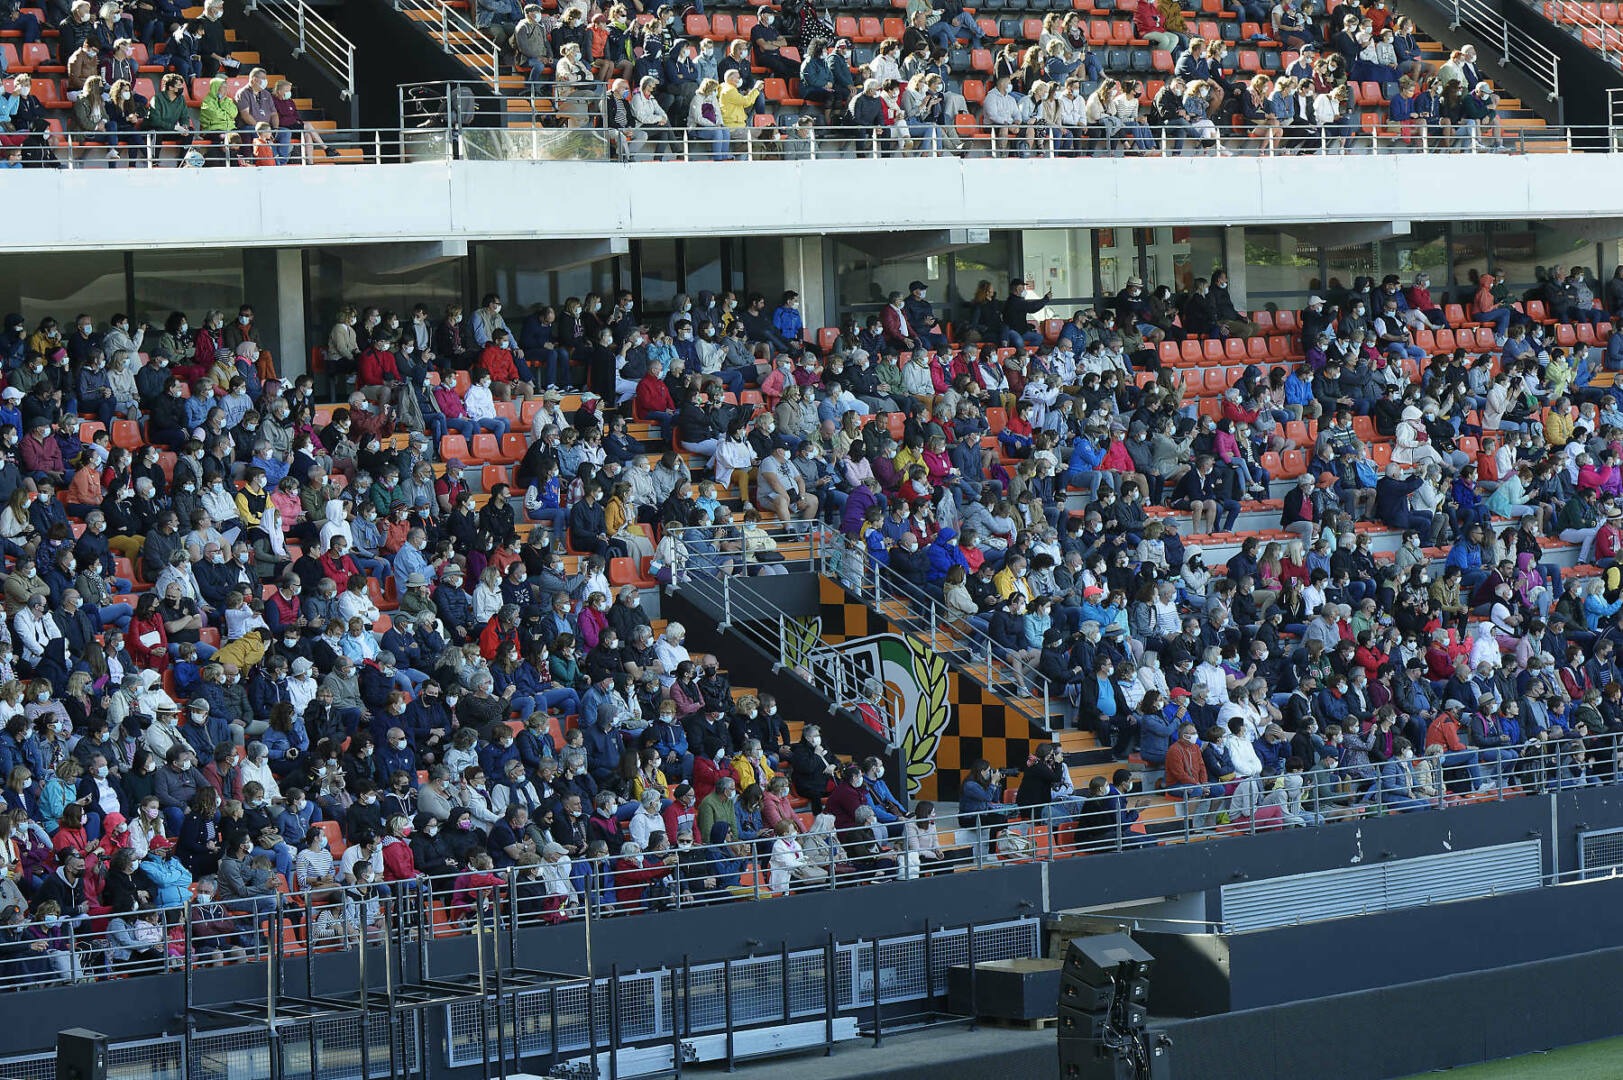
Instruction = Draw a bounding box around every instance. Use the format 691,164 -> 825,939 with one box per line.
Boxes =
215,629 -> 268,671
1544,408 -> 1575,447
731,752 -> 775,792
718,83 -> 760,129
993,566 -> 1034,603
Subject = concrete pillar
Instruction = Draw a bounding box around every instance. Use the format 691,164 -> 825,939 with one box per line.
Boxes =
242,247 -> 307,380
1223,227 -> 1248,311
273,248 -> 306,379
783,238 -> 827,336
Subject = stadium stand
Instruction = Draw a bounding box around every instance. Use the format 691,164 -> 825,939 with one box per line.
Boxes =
0,1 -> 354,164
0,249 -> 1620,985
387,0 -> 1563,155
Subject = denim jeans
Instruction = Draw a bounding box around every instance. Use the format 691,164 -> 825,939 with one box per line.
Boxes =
1478,308 -> 1512,338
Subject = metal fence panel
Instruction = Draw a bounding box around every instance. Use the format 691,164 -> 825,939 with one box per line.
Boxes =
1579,827 -> 1623,877
440,918 -> 1041,1067
190,1017 -> 419,1080
1220,841 -> 1542,932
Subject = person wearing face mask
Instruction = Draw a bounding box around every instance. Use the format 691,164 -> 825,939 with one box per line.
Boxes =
230,66 -> 290,162
781,722 -> 838,813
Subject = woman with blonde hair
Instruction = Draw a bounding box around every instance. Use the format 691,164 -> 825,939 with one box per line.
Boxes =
902,73 -> 943,155
1244,74 -> 1281,153
1025,80 -> 1055,154
70,74 -> 114,163
271,79 -> 335,162
554,41 -> 591,126
687,77 -> 728,158
1085,79 -> 1124,154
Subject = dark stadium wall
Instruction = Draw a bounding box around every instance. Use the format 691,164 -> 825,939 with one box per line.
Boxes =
336,0 -> 487,129
1222,871 -> 1623,1010
1165,940 -> 1623,1080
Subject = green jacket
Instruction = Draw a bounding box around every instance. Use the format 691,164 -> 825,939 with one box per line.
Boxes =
1556,494 -> 1598,533
873,359 -> 904,395
144,89 -> 191,132
199,77 -> 237,132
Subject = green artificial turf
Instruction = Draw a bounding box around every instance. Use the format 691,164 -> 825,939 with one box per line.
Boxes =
1400,1037 -> 1623,1079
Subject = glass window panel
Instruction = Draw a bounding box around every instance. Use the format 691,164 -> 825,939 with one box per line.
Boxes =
1143,226 -> 1223,297
684,238 -> 725,300
470,242 -> 615,318
1489,221 -> 1596,300
950,232 -> 1017,308
742,236 -> 786,309
636,238 -> 680,315
834,241 -> 931,316
0,253 -> 125,331
307,249 -> 464,332
1323,242 -> 1378,303
1242,228 -> 1323,310
132,250 -> 244,331
1020,229 -> 1094,306
1449,224 -> 1489,293
1095,227 -> 1134,300
1377,223 -> 1447,296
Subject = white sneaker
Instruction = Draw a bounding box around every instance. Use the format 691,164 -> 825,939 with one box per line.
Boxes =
1478,780 -> 1498,792
106,148 -> 120,160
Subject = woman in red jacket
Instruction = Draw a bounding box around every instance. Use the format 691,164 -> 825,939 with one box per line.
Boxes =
356,341 -> 403,403
127,593 -> 170,672
380,814 -> 422,885
611,841 -> 675,913
634,365 -> 678,444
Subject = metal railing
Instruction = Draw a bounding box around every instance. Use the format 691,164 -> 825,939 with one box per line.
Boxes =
244,0 -> 357,100
666,522 -> 904,745
2,727 -> 1613,993
391,0 -> 500,88
21,122 -> 1623,169
27,128 -> 402,167
1537,0 -> 1623,68
839,551 -> 1057,731
1448,0 -> 1564,105
398,77 -> 607,125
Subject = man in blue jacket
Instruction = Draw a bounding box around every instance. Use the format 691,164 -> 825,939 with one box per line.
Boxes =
924,527 -> 967,586
376,726 -> 419,788
1063,431 -> 1111,498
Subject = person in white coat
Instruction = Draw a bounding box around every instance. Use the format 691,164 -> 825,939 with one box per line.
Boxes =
1391,406 -> 1442,469
768,819 -> 826,893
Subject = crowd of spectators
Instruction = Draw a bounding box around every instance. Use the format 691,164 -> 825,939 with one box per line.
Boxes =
817,265 -> 1623,835
0,286 -> 983,986
0,0 -> 333,168
464,0 -> 1521,157
4,255 -> 1623,983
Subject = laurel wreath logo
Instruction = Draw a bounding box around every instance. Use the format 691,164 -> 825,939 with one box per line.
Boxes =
899,635 -> 952,796
782,616 -> 823,670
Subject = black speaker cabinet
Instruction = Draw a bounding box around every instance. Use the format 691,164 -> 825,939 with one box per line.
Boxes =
946,957 -> 1063,1020
1064,934 -> 1156,987
56,1029 -> 107,1080
1058,1029 -> 1174,1080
